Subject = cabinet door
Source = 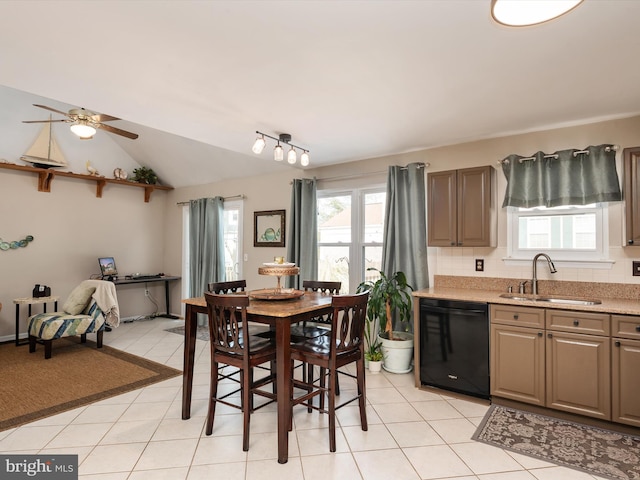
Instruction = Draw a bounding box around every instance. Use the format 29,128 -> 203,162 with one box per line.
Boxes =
612,338 -> 640,427
457,166 -> 493,247
428,170 -> 457,246
546,331 -> 611,420
491,323 -> 545,405
623,146 -> 640,246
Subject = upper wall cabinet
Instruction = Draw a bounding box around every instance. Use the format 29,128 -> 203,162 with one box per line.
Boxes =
427,165 -> 496,247
623,146 -> 640,246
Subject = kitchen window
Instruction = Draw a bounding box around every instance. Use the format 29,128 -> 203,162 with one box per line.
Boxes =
317,187 -> 385,293
506,203 -> 612,267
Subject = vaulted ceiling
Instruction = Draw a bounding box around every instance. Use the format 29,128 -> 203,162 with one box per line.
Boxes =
1,1 -> 640,188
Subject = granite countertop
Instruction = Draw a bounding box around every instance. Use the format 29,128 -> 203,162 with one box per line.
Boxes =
413,276 -> 640,316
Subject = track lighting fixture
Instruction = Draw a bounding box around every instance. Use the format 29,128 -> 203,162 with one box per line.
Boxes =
252,131 -> 310,166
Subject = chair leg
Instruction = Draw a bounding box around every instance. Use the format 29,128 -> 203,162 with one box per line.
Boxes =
96,330 -> 104,348
81,333 -> 87,343
205,362 -> 219,436
29,335 -> 36,353
44,339 -> 52,359
356,358 -> 368,431
242,365 -> 252,451
328,368 -> 337,452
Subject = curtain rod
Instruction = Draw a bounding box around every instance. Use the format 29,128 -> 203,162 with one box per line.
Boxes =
176,194 -> 245,205
498,145 -> 619,165
315,162 -> 429,183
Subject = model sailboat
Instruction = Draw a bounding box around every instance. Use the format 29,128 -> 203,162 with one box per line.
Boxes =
20,119 -> 69,168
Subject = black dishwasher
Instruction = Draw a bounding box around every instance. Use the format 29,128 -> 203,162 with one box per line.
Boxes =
419,298 -> 490,399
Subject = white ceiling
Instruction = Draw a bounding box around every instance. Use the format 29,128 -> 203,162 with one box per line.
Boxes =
1,1 -> 640,188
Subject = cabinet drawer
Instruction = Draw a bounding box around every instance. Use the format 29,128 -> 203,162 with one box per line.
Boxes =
611,314 -> 640,340
546,310 -> 610,336
490,304 -> 544,328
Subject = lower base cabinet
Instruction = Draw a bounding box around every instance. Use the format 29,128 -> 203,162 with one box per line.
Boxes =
545,331 -> 610,420
611,314 -> 640,427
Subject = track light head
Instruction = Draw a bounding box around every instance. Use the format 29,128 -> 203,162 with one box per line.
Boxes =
252,130 -> 309,166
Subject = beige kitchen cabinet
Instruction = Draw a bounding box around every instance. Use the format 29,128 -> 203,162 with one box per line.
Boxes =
623,146 -> 640,246
545,310 -> 611,421
427,166 -> 496,247
490,305 -> 545,405
611,314 -> 640,427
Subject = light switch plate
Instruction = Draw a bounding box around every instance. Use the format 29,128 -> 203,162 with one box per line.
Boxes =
475,259 -> 484,272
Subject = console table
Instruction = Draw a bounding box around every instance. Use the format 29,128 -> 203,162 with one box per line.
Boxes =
13,295 -> 59,346
112,276 -> 181,319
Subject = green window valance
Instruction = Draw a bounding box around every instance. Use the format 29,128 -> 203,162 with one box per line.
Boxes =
501,144 -> 621,208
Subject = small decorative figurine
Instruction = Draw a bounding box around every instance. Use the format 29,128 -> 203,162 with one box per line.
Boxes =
113,167 -> 128,180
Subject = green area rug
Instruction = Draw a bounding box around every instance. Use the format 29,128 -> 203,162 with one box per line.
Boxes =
473,404 -> 640,480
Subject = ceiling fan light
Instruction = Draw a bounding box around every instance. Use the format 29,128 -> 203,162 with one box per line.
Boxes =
274,143 -> 284,161
252,135 -> 266,154
300,151 -> 310,167
70,121 -> 96,139
287,146 -> 297,164
491,0 -> 583,27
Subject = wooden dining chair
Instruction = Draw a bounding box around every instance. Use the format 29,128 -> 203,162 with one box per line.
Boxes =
204,292 -> 277,451
289,291 -> 369,452
207,279 -> 246,294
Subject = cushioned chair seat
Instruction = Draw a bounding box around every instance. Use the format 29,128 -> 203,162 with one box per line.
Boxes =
28,299 -> 105,359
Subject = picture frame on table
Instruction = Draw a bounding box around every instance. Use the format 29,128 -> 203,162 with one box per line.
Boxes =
254,209 -> 285,247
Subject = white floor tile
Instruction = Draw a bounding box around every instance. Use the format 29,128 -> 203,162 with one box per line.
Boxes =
1,316 -> 608,480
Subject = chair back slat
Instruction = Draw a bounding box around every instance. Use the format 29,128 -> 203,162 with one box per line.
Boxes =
302,280 -> 341,295
205,293 -> 249,355
331,292 -> 368,354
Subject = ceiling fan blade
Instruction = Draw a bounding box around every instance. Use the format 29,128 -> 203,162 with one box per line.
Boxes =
33,104 -> 69,117
90,113 -> 120,122
96,122 -> 139,139
22,119 -> 68,123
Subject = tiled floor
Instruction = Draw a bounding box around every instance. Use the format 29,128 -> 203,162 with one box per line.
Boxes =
0,318 -> 608,480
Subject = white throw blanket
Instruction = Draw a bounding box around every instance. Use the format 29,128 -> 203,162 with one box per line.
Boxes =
84,279 -> 121,328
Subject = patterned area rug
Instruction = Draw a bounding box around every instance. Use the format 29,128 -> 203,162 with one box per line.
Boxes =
473,405 -> 640,480
165,325 -> 209,341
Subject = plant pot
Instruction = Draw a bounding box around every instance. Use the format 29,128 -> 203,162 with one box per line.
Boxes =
379,331 -> 414,373
368,360 -> 382,374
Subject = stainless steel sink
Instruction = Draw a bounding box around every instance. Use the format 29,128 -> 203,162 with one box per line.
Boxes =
498,293 -> 601,305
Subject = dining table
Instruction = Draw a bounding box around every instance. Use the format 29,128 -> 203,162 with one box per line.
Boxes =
181,290 -> 333,464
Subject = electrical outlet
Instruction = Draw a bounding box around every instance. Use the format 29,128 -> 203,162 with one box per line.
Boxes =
475,259 -> 484,272
145,289 -> 150,296
633,261 -> 640,276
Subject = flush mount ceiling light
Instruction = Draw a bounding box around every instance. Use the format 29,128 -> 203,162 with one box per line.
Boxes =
69,119 -> 97,139
491,0 -> 584,27
252,131 -> 310,166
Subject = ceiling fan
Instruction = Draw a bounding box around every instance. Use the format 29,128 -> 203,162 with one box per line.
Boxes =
22,104 -> 139,140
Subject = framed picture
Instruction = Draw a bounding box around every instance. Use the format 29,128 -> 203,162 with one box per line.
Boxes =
254,209 -> 286,247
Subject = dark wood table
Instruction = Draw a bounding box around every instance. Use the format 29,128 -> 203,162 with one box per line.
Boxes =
181,291 -> 333,463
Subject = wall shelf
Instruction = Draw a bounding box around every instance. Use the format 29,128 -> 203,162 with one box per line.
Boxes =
0,162 -> 173,203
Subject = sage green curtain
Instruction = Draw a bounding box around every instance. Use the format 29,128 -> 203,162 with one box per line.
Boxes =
286,178 -> 318,289
189,197 -> 225,324
381,163 -> 429,331
502,144 -> 621,208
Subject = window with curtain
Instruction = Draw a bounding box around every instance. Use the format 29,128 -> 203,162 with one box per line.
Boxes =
317,187 -> 386,293
502,144 -> 620,265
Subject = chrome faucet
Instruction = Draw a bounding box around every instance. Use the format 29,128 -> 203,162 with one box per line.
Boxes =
532,253 -> 557,295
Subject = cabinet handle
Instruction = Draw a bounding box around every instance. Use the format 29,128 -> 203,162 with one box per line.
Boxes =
547,333 -> 553,338
629,239 -> 635,244
513,314 -> 519,320
573,320 -> 580,326
457,242 -> 462,246
450,242 -> 455,246
636,325 -> 640,332
538,332 -> 543,337
615,341 -> 621,347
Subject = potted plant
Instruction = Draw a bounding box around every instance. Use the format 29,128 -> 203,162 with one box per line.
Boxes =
358,268 -> 414,373
364,315 -> 384,373
131,166 -> 158,185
